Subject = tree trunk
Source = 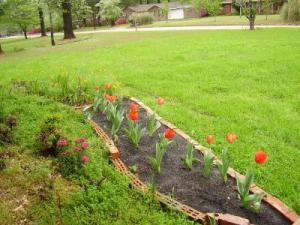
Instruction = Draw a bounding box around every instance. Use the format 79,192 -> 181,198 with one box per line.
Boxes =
38,7 -> 47,37
83,18 -> 87,27
49,10 -> 56,46
23,29 -> 28,39
139,0 -> 142,4
157,0 -> 161,3
92,12 -> 96,30
0,43 -> 3,54
62,0 -> 76,39
249,18 -> 255,30
146,0 -> 150,4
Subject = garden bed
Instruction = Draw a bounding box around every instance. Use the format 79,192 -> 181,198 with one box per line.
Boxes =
90,98 -> 296,225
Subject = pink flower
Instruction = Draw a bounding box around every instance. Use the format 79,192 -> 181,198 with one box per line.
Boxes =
81,155 -> 89,163
57,138 -> 68,147
75,137 -> 87,144
82,143 -> 88,150
74,146 -> 81,152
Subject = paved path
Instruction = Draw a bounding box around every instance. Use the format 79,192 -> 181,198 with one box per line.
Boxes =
1,25 -> 299,39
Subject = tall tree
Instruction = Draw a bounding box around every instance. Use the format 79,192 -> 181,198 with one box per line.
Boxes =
203,0 -> 221,21
86,0 -> 99,29
0,0 -> 4,54
38,5 -> 47,36
5,0 -> 38,39
96,0 -> 121,26
62,0 -> 76,39
72,0 -> 93,27
241,0 -> 257,30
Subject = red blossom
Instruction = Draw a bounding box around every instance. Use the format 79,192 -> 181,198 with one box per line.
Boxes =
157,97 -> 165,106
82,143 -> 89,150
255,151 -> 268,164
81,155 -> 89,163
226,133 -> 236,144
57,139 -> 68,147
206,135 -> 214,145
104,83 -> 112,89
130,102 -> 138,113
75,137 -> 87,144
128,111 -> 138,121
164,128 -> 175,140
95,85 -> 100,91
105,94 -> 116,103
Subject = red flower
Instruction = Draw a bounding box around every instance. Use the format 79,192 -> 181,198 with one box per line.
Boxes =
164,128 -> 175,140
130,102 -> 138,113
157,97 -> 165,105
75,137 -> 87,144
57,138 -> 68,147
105,94 -> 116,103
129,111 -> 138,121
255,151 -> 268,164
82,143 -> 89,150
104,83 -> 112,89
74,146 -> 81,152
62,150 -> 70,156
81,155 -> 89,163
226,133 -> 236,144
95,85 -> 100,91
206,135 -> 214,145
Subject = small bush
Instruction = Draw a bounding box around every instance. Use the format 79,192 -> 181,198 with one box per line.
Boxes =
129,13 -> 154,26
281,0 -> 300,22
0,123 -> 13,145
115,17 -> 127,25
36,114 -> 63,156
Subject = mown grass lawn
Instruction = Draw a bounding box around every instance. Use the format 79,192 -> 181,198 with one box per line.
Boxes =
0,28 -> 300,215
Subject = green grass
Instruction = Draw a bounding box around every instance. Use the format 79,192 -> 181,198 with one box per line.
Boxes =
0,28 -> 300,215
143,15 -> 298,27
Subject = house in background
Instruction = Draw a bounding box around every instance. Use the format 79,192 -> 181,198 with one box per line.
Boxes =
123,1 -> 235,21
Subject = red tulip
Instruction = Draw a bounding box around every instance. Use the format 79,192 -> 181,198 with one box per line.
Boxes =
164,128 -> 175,140
104,83 -> 112,89
74,146 -> 81,152
57,138 -> 68,147
130,102 -> 138,113
255,151 -> 268,164
206,135 -> 214,145
226,133 -> 236,144
157,97 -> 165,105
105,94 -> 116,103
129,111 -> 138,121
82,143 -> 89,150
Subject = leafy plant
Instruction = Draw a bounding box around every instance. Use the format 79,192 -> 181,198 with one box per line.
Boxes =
36,114 -> 63,156
111,108 -> 124,141
203,149 -> 214,177
129,165 -> 138,173
147,112 -> 161,136
125,119 -> 145,149
236,171 -> 264,213
149,134 -> 174,173
218,148 -> 231,183
183,143 -> 197,170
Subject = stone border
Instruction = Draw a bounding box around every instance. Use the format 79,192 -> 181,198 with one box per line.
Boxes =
78,97 -> 299,225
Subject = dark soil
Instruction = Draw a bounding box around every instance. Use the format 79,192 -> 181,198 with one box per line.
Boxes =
92,99 -> 291,225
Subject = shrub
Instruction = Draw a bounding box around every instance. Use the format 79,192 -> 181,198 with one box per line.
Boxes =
0,123 -> 13,145
115,17 -> 127,25
129,13 -> 154,26
36,114 -> 63,156
281,0 -> 300,22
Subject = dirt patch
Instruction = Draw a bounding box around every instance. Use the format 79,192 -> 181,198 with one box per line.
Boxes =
92,99 -> 291,225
